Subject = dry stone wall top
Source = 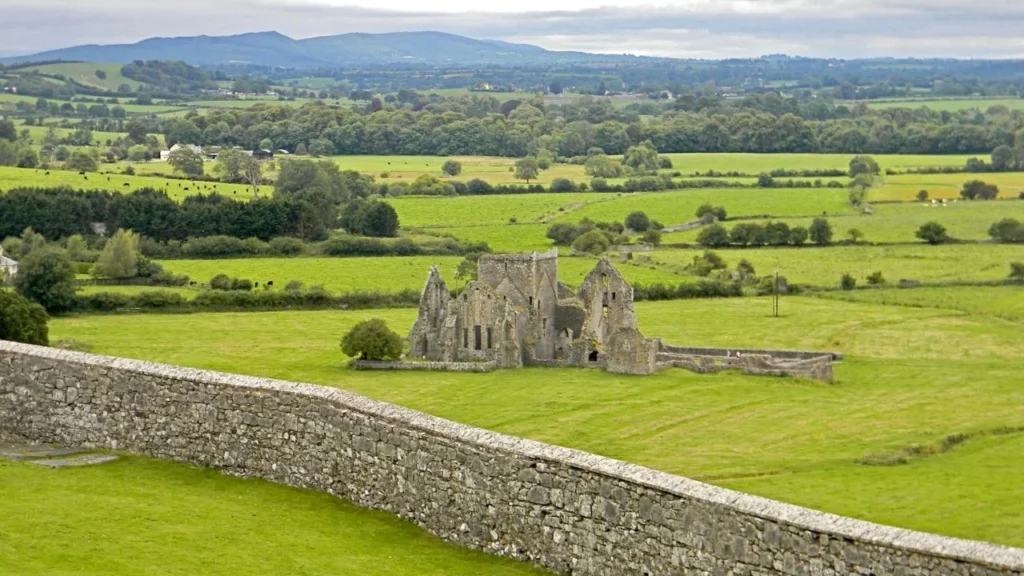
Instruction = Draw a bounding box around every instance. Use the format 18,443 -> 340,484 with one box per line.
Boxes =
1,339 -> 1022,575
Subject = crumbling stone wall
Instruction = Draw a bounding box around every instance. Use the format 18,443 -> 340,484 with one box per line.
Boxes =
2,340 -> 1021,575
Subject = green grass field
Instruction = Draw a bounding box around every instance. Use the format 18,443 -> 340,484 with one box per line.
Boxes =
648,244 -> 1024,287
48,291 -> 1024,547
875,172 -> 1024,201
660,153 -> 981,174
0,457 -> 543,576
812,285 -> 1024,321
23,62 -> 144,92
157,255 -> 686,293
661,199 -> 1021,244
0,166 -> 266,200
862,98 -> 1024,112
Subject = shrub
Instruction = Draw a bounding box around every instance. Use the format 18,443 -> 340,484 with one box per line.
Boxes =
546,223 -> 579,246
268,236 -> 305,255
688,251 -> 727,277
867,271 -> 886,285
341,319 -> 403,361
736,259 -> 755,277
695,203 -> 727,222
916,190 -> 929,202
809,218 -> 833,246
284,280 -> 304,291
209,274 -> 233,291
988,218 -> 1024,243
1011,262 -> 1024,281
640,230 -> 662,246
915,221 -> 952,245
441,159 -> 462,176
840,274 -> 857,290
0,290 -> 49,345
92,229 -> 139,279
697,224 -> 730,247
625,211 -> 652,232
789,226 -> 809,246
231,277 -> 254,291
549,178 -> 577,193
572,230 -> 611,255
14,247 -> 77,313
465,178 -> 494,195
961,180 -> 999,200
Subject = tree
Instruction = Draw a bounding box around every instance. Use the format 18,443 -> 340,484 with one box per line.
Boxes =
867,271 -> 886,285
989,218 -> 1024,243
295,142 -> 308,156
341,319 -> 403,361
361,201 -> 400,237
809,218 -> 833,246
697,223 -> 730,247
916,189 -> 929,202
695,203 -> 727,223
167,146 -> 204,177
549,80 -> 563,95
16,148 -> 39,168
442,159 -> 462,177
623,140 -> 660,172
1010,262 -> 1024,281
455,253 -> 480,284
126,120 -> 148,144
216,149 -> 263,199
0,290 -> 49,346
848,155 -> 880,178
93,229 -> 140,280
625,211 -> 652,232
840,274 -> 857,291
65,234 -> 90,261
95,69 -> 108,80
640,230 -> 662,246
991,145 -> 1014,171
847,228 -> 865,244
916,221 -> 952,245
308,138 -> 334,157
571,230 -> 611,255
14,247 -> 77,313
961,180 -> 999,200
127,144 -> 150,162
65,149 -> 99,172
789,226 -> 809,246
848,173 -> 873,206
514,157 -> 540,183
584,154 -> 623,178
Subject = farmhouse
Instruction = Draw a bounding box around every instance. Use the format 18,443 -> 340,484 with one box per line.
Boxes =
407,251 -> 838,379
0,246 -> 18,280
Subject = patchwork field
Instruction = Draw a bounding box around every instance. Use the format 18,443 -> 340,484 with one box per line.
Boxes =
875,172 -> 1024,201
0,166 -> 265,200
23,62 -> 145,92
48,291 -> 1024,547
862,98 -> 1024,112
157,255 -> 686,293
661,199 -> 1022,244
0,457 -> 543,576
647,244 -> 1024,287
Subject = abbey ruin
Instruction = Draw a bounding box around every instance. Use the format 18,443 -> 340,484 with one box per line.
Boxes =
406,251 -> 839,380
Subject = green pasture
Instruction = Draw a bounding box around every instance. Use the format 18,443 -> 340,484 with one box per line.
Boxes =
863,98 -> 1024,112
0,166 -> 265,200
648,244 -> 1024,287
330,155 -> 592,186
812,285 -> 1024,321
19,123 -> 142,147
0,457 -> 543,576
428,224 -> 555,252
157,255 -> 685,293
660,153 -> 981,175
875,172 -> 1024,201
23,62 -> 144,92
661,199 -> 1020,244
391,193 -> 610,228
48,292 -> 1024,547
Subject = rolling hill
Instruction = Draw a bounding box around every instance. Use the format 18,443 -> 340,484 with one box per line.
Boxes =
1,31 -> 647,68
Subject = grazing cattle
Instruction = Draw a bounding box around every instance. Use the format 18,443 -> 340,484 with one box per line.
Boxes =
190,281 -> 197,286
78,171 -> 85,175
107,177 -> 110,181
184,187 -> 189,191
123,183 -> 130,187
83,176 -> 87,180
267,281 -> 274,287
45,171 -> 50,175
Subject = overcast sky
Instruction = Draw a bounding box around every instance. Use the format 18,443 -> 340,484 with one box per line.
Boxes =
3,0 -> 1024,59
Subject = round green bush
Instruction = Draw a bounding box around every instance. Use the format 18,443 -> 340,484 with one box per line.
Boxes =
341,319 -> 403,361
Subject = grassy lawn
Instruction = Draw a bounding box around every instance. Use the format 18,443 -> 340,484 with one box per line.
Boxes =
662,199 -> 1020,244
0,457 -> 544,576
157,255 -> 685,293
661,153 -> 981,174
648,244 -> 1024,287
23,62 -> 144,92
391,193 -> 610,228
875,172 -> 1024,201
811,285 -> 1024,321
0,166 -> 266,200
863,98 -> 1024,112
47,293 -> 1024,547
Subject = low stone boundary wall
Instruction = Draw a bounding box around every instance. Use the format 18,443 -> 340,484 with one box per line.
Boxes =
661,343 -> 843,362
351,359 -> 497,373
1,340 -> 1021,575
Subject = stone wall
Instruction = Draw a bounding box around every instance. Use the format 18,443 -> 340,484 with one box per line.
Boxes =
1,340 -> 1022,575
352,360 -> 498,373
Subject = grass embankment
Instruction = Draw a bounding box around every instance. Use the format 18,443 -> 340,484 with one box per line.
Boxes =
49,290 -> 1024,547
0,457 -> 545,576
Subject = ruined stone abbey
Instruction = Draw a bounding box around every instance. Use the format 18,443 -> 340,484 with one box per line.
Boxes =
406,250 -> 838,380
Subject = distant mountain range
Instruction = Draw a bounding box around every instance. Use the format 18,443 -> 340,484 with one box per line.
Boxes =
1,31 -> 652,68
